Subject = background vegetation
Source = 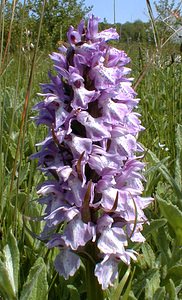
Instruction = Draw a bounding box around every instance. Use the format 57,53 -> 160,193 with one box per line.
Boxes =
0,0 -> 182,299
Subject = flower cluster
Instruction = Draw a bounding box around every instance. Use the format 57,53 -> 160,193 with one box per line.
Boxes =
32,15 -> 153,289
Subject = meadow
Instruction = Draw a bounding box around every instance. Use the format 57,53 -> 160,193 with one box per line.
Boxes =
0,1 -> 182,299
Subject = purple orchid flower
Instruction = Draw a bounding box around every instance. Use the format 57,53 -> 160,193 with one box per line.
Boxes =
32,15 -> 153,290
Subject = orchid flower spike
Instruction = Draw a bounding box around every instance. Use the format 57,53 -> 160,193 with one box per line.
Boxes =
32,15 -> 153,290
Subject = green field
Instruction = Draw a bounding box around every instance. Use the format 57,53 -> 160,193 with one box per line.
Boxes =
0,1 -> 182,299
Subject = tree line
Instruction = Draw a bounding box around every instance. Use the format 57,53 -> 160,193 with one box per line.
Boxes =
1,0 -> 181,52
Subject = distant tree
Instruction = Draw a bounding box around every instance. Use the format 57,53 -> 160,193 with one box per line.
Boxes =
99,18 -> 111,32
27,0 -> 92,48
3,1 -> 31,51
119,20 -> 150,43
3,0 -> 92,51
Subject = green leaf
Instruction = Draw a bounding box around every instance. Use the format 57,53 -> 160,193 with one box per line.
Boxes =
11,192 -> 27,212
148,149 -> 182,201
0,230 -> 19,299
166,265 -> 182,283
111,266 -> 131,300
175,124 -> 182,189
145,157 -> 170,175
7,230 -> 20,293
153,287 -> 165,300
67,285 -> 80,300
127,291 -> 138,300
20,257 -> 48,300
121,267 -> 136,300
142,243 -> 156,269
145,269 -> 160,300
157,196 -> 182,244
18,165 -> 30,187
166,279 -> 178,300
143,219 -> 167,238
3,132 -> 17,160
133,269 -> 158,298
0,259 -> 16,299
154,226 -> 171,264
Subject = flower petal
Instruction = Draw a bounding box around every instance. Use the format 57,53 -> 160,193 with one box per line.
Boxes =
62,217 -> 95,250
95,255 -> 118,289
54,250 -> 81,279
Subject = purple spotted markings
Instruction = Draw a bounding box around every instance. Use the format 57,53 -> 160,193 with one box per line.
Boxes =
32,15 -> 153,290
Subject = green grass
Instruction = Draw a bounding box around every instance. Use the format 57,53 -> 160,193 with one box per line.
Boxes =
0,6 -> 182,297
138,61 -> 182,165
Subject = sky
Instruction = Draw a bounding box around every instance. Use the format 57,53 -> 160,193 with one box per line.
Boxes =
84,0 -> 181,24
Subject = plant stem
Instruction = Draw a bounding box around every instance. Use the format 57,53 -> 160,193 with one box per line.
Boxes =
85,243 -> 104,300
